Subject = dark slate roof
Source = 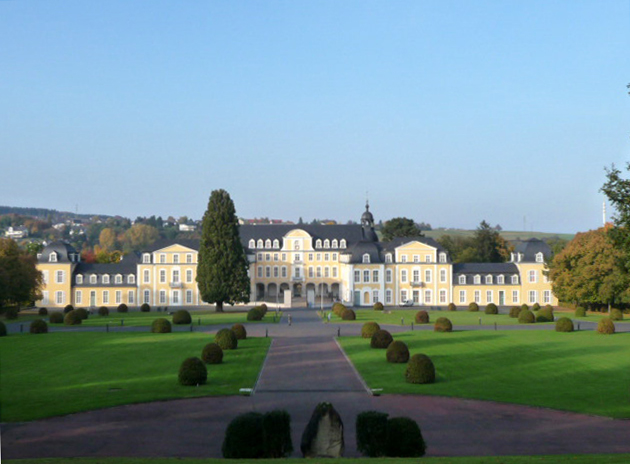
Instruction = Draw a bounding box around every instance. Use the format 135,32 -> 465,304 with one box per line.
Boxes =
513,239 -> 552,262
73,257 -> 138,287
38,241 -> 78,263
452,263 -> 519,274
345,241 -> 383,264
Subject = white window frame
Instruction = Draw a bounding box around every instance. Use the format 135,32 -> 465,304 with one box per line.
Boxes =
362,253 -> 370,264
75,290 -> 82,305
459,290 -> 466,304
143,270 -> 150,283
143,290 -> 150,304
425,269 -> 432,283
386,289 -> 392,304
143,254 -> 151,263
115,290 -> 122,304
103,275 -> 110,284
459,275 -> 466,285
55,291 -> 64,305
55,270 -> 65,284
401,269 -> 408,283
186,289 -> 193,304
474,290 -> 481,303
76,275 -> 83,284
103,291 -> 109,305
90,274 -> 97,284
440,269 -> 447,283
529,270 -> 537,283
128,290 -> 135,304
386,269 -> 392,283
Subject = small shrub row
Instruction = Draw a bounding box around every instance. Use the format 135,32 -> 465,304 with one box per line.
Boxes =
222,410 -> 293,459
356,411 -> 426,457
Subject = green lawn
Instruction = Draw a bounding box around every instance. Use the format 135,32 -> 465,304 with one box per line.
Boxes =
6,455 -> 630,464
0,332 -> 271,422
339,330 -> 630,418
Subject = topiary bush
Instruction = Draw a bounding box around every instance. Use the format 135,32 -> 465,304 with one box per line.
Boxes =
370,329 -> 393,349
575,306 -> 587,317
63,304 -> 74,314
341,308 -> 356,320
468,302 -> 479,312
215,328 -> 238,350
448,302 -> 457,311
140,303 -> 151,312
386,340 -> 410,363
64,310 -> 82,325
117,303 -> 128,313
405,354 -> 435,384
0,321 -> 6,336
222,412 -> 266,459
30,319 -> 48,334
544,304 -> 554,312
356,411 -> 388,457
361,322 -> 380,339
518,309 -> 535,324
259,303 -> 268,316
484,303 -> 498,315
385,417 -> 426,457
597,318 -> 615,335
38,307 -> 48,316
178,357 -> 207,386
247,307 -> 264,321
201,342 -> 223,364
262,410 -> 293,458
98,306 -> 109,316
610,309 -> 623,321
555,317 -> 574,332
332,302 -> 346,316
231,323 -> 247,340
509,306 -> 522,318
151,318 -> 172,333
415,310 -> 429,324
373,302 -> 384,311
434,317 -> 452,332
49,312 -> 64,324
520,303 -> 529,312
173,309 -> 192,325
536,307 -> 554,323
75,308 -> 89,320
532,303 -> 541,312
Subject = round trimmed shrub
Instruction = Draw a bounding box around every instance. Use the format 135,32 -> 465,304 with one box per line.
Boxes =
38,307 -> 48,316
415,310 -> 429,324
555,317 -> 574,332
117,303 -> 128,313
448,302 -> 457,311
49,312 -> 64,324
151,318 -> 172,333
370,329 -> 393,349
468,302 -> 479,312
64,310 -> 82,325
5,308 -> 18,320
520,303 -> 529,311
356,411 -> 389,458
597,318 -> 615,335
532,303 -> 541,312
201,343 -> 223,364
140,303 -> 151,312
386,341 -> 410,363
0,321 -> 6,336
222,412 -> 266,459
536,307 -> 554,323
75,308 -> 89,320
259,303 -> 268,315
98,306 -> 109,316
405,354 -> 435,384
232,323 -> 247,340
332,302 -> 346,316
434,317 -> 452,332
247,307 -> 264,321
610,309 -> 623,321
575,306 -> 587,317
484,303 -> 498,315
385,416 -> 426,457
63,304 -> 74,314
178,357 -> 207,386
544,304 -> 554,312
373,302 -> 384,311
215,328 -> 238,350
518,309 -> 535,324
341,308 -> 356,320
30,319 -> 48,334
509,306 -> 522,318
173,309 -> 192,325
361,321 -> 380,339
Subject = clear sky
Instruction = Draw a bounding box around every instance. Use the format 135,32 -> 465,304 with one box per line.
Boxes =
1,1 -> 629,233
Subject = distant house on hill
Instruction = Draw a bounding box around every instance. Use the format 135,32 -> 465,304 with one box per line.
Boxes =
5,226 -> 28,239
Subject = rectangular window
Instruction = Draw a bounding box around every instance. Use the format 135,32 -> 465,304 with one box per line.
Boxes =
186,290 -> 193,304
363,270 -> 370,283
281,253 -> 286,261
42,291 -> 49,305
281,267 -> 287,278
511,275 -> 519,284
424,290 -> 432,304
529,270 -> 537,283
425,255 -> 431,263
372,270 -> 379,282
401,255 -> 407,263
309,267 -> 314,278
474,290 -> 481,303
128,291 -> 135,304
172,291 -> 179,304
413,269 -> 420,283
425,269 -> 432,283
143,290 -> 150,304
55,270 -> 64,284
103,291 -> 109,305
294,267 -> 301,278
386,290 -> 392,304
332,253 -> 337,261
401,290 -> 408,302
440,269 -> 447,283
274,253 -> 279,261
486,291 -> 493,304
324,267 -> 330,278
55,291 -> 64,305
373,290 -> 379,303
159,290 -> 166,304
401,270 -> 408,283
159,270 -> 166,283
459,290 -> 466,304
354,270 -> 361,283
186,254 -> 193,263
172,270 -> 180,283
265,266 -> 271,278
115,291 -> 122,304
43,270 -> 49,284
386,269 -> 392,283
439,290 -> 447,304
186,269 -> 193,283
332,267 -> 338,278
144,269 -> 150,283
529,290 -> 538,304
258,253 -> 263,261
543,290 -> 551,304
160,254 -> 166,263
274,266 -> 279,278
143,254 -> 151,263
324,253 -> 329,261
173,254 -> 179,264
413,255 -> 420,263
75,291 -> 82,305
413,290 -> 420,303
317,267 -> 322,278
257,267 -> 263,278
512,290 -> 519,304
266,253 -> 271,261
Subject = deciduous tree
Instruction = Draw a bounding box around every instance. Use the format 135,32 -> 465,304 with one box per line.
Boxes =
122,224 -> 159,251
0,238 -> 43,308
381,217 -> 424,241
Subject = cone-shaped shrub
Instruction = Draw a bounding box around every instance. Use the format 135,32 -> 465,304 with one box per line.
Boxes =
222,412 -> 266,459
0,321 -> 6,336
178,357 -> 207,386
468,302 -> 479,312
75,308 -> 89,320
434,317 -> 452,332
386,341 -> 410,363
231,323 -> 247,340
610,309 -> 623,321
597,318 -> 615,334
63,304 -> 74,314
361,322 -> 380,339
509,306 -> 522,318
247,307 -> 264,321
385,417 -> 426,457
215,328 -> 238,349
415,310 -> 429,324
373,302 -> 384,311
448,303 -> 457,311
98,306 -> 109,316
64,310 -> 82,325
371,329 -> 393,349
484,303 -> 498,315
30,319 -> 48,334
173,309 -> 192,325
49,312 -> 64,324
575,305 -> 587,317
356,411 -> 388,457
405,354 -> 435,384
140,303 -> 151,312
151,318 -> 172,333
38,307 -> 48,316
201,342 -> 223,364
555,317 -> 574,332
518,309 -> 535,324
342,308 -> 356,320
117,303 -> 128,313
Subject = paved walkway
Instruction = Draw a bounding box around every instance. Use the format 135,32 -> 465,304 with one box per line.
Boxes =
3,308 -> 630,459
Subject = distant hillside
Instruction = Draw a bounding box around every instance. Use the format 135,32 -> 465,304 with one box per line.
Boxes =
0,206 -> 111,221
424,229 -> 575,242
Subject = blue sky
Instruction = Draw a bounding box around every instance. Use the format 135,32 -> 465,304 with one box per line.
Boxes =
1,1 -> 629,233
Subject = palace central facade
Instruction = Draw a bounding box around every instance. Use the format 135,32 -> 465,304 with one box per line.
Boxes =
35,204 -> 557,309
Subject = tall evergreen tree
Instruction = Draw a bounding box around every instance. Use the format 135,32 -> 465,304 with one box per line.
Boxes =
197,190 -> 250,312
473,220 -> 510,263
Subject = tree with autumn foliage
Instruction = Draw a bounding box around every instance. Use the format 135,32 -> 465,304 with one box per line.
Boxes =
122,223 -> 159,252
548,227 -> 629,308
0,238 -> 43,309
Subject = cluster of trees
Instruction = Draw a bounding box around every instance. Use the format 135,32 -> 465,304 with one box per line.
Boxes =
0,238 -> 42,309
438,221 -> 511,263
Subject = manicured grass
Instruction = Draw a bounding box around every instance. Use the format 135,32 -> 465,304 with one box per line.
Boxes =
339,330 -> 630,418
0,332 -> 271,422
43,309 -> 281,328
6,455 -> 630,464
555,309 -> 629,324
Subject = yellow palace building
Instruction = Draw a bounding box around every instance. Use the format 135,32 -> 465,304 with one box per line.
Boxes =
35,204 -> 557,309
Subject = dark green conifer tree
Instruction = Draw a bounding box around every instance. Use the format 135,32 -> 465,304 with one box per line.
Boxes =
197,190 -> 250,312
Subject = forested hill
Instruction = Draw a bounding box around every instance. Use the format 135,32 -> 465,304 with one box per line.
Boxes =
0,206 -> 110,221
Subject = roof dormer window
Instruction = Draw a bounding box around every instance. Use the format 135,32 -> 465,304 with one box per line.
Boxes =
362,253 -> 371,264
385,253 -> 392,263
474,275 -> 481,284
340,239 -> 346,249
103,275 -> 110,284
249,239 -> 255,248
143,254 -> 151,263
536,252 -> 544,263
332,239 -> 338,248
324,239 -> 330,248
485,275 -> 493,284
76,275 -> 83,284
49,252 -> 57,263
497,275 -> 504,284
90,275 -> 97,284
257,239 -> 264,248
459,275 -> 466,284
265,239 -> 271,248
316,239 -> 322,248
115,274 -> 122,284
273,239 -> 279,248
439,252 -> 447,263
128,275 -> 135,284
